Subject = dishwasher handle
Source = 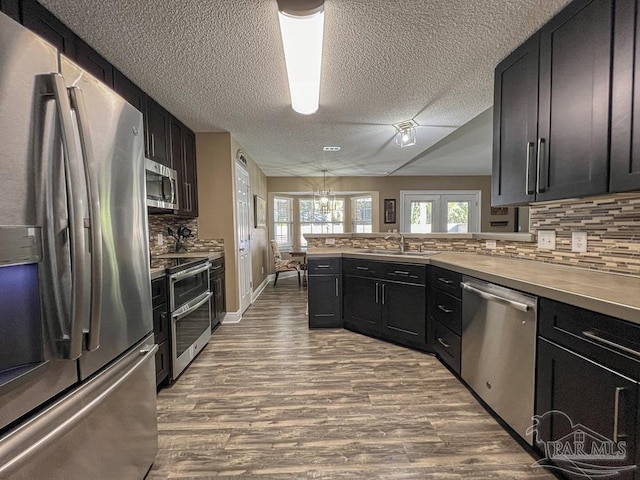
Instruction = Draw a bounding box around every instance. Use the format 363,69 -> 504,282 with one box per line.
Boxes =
461,282 -> 531,312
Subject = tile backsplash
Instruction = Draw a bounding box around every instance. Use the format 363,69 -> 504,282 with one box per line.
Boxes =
148,215 -> 223,265
306,194 -> 640,276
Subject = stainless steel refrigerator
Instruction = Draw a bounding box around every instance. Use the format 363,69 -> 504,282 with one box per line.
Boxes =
0,12 -> 157,479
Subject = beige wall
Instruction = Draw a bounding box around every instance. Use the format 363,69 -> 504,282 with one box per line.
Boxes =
267,175 -> 517,234
196,132 -> 269,314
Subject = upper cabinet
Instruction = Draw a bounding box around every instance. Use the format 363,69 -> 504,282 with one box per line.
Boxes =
74,39 -> 114,88
493,0 -> 615,206
113,69 -> 146,115
170,117 -> 199,217
146,98 -> 171,168
611,0 -> 640,192
20,0 -> 76,58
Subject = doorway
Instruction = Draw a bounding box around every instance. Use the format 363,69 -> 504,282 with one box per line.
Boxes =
235,163 -> 252,313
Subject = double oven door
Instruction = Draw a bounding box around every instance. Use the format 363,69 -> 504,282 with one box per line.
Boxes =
169,261 -> 212,379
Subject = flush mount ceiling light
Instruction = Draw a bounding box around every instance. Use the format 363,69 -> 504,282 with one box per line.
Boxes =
313,169 -> 336,214
393,120 -> 418,148
277,0 -> 325,115
323,146 -> 341,151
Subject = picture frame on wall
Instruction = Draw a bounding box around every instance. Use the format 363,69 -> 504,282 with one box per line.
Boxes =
254,195 -> 267,228
384,198 -> 396,224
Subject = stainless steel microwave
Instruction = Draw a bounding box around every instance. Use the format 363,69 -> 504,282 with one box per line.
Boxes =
145,158 -> 178,210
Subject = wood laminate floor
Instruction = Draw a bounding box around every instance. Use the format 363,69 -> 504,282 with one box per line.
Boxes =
147,276 -> 553,479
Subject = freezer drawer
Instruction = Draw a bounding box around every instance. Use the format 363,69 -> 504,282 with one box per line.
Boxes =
0,334 -> 158,479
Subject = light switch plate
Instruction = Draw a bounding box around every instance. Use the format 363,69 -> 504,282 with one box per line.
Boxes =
485,240 -> 497,250
572,232 -> 587,253
325,238 -> 336,245
537,230 -> 556,250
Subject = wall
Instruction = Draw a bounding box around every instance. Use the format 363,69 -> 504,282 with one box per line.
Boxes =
306,194 -> 640,276
267,175 -> 517,233
196,132 -> 269,314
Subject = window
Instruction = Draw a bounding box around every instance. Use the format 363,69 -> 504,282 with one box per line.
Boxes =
299,198 -> 345,246
400,191 -> 480,233
351,195 -> 372,233
273,196 -> 293,248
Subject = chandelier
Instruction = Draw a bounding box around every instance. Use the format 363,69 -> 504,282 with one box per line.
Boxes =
313,170 -> 336,214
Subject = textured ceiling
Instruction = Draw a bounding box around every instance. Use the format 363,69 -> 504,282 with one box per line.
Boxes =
39,0 -> 571,177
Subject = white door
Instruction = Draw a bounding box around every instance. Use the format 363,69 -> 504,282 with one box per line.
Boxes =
235,164 -> 252,313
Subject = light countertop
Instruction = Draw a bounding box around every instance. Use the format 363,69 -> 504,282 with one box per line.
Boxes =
307,249 -> 640,324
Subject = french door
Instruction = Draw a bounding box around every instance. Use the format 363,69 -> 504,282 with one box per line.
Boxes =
400,191 -> 480,233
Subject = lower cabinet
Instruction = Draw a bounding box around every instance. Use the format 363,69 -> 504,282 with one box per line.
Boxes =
308,258 -> 342,328
536,298 -> 640,478
342,259 -> 426,350
209,256 -> 225,330
151,276 -> 170,387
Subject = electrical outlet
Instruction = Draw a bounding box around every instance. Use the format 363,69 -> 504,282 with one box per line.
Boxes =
537,230 -> 556,250
325,238 -> 336,245
157,233 -> 164,246
572,232 -> 587,253
485,240 -> 497,250
261,266 -> 264,274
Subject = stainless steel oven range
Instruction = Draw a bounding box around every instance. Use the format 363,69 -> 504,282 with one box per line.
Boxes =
166,258 -> 212,380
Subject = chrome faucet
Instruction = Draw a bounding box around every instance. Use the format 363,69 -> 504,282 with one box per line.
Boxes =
384,234 -> 405,252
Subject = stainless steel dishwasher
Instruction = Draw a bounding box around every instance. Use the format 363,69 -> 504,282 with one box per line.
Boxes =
461,276 -> 538,445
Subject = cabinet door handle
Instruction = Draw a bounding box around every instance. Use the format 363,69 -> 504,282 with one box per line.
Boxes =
437,277 -> 453,285
393,270 -> 409,275
335,277 -> 339,297
536,138 -> 545,194
211,265 -> 222,270
151,132 -> 156,157
525,141 -> 534,195
317,264 -> 331,268
375,282 -> 379,303
381,284 -> 385,305
613,387 -> 624,443
356,266 -> 369,271
437,337 -> 450,349
437,305 -> 453,314
582,330 -> 640,358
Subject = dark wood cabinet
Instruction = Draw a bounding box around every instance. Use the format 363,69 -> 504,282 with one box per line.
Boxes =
147,98 -> 171,167
308,258 -> 342,328
0,0 -> 20,21
74,38 -> 113,87
536,339 -> 638,479
427,266 -> 462,374
113,70 -> 146,114
536,298 -> 640,478
343,258 -> 426,349
492,0 -> 614,206
151,276 -> 170,387
611,0 -> 640,193
170,117 -> 199,217
209,256 -> 225,330
492,34 -> 539,206
20,0 -> 76,57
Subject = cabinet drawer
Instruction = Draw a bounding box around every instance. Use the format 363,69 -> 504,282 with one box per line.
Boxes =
308,257 -> 340,275
433,321 -> 461,374
431,289 -> 462,335
383,262 -> 426,285
539,298 -> 640,378
343,258 -> 383,278
151,276 -> 167,307
429,266 -> 462,298
209,257 -> 225,277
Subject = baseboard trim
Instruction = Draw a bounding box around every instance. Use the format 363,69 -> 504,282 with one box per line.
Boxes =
252,276 -> 270,301
221,310 -> 242,324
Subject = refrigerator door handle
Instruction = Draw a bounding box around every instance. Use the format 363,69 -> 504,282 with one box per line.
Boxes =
50,73 -> 88,360
69,86 -> 103,352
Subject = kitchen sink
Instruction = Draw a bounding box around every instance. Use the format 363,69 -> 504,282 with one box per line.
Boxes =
358,249 -> 437,256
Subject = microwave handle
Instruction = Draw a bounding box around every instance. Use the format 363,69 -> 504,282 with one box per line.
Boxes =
170,178 -> 177,205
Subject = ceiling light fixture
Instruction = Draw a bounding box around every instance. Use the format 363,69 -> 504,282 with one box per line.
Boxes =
323,146 -> 341,151
393,120 -> 418,148
277,0 -> 325,115
314,170 -> 335,214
